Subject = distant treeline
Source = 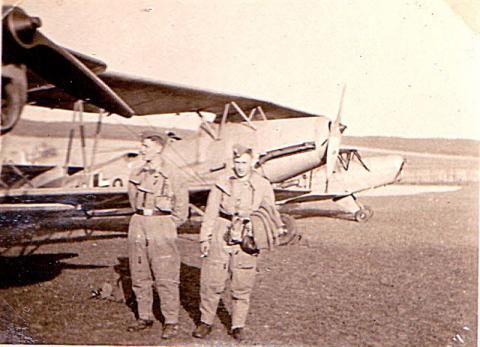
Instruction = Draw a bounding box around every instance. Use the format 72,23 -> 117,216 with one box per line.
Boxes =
10,119 -> 480,158
342,137 -> 479,158
9,119 -> 194,142
401,168 -> 479,184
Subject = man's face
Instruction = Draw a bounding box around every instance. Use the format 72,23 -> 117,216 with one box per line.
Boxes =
140,138 -> 163,162
233,153 -> 253,178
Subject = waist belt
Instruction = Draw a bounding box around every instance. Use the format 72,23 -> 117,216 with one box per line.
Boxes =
219,210 -> 234,222
136,209 -> 171,216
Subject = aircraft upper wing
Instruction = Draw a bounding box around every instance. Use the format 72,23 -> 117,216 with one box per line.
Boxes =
5,5 -> 323,136
26,49 -> 108,91
2,5 -> 134,136
28,71 -> 322,122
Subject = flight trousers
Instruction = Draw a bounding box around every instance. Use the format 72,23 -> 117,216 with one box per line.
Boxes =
199,243 -> 258,329
128,214 -> 180,324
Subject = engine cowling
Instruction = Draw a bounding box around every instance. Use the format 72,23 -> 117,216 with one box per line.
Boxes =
1,64 -> 27,135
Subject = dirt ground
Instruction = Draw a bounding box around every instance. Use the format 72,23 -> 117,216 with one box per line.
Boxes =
0,185 -> 477,346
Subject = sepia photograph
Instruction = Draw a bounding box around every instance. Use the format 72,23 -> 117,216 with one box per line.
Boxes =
1,1 -> 478,346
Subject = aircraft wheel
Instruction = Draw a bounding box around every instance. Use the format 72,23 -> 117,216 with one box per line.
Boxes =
354,206 -> 373,223
278,214 -> 301,245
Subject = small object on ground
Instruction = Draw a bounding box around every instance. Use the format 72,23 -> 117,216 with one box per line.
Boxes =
90,289 -> 101,299
90,283 -> 124,302
452,333 -> 464,344
100,283 -> 113,299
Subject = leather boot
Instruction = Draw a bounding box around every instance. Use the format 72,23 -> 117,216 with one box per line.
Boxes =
126,319 -> 153,332
192,322 -> 212,338
161,323 -> 178,339
231,327 -> 244,341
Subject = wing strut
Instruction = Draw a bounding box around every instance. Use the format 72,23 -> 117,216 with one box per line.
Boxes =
2,161 -> 34,187
196,111 -> 218,140
78,102 -> 88,173
231,102 -> 257,130
89,110 -> 104,171
197,101 -> 270,140
216,102 -> 270,139
63,100 -> 96,186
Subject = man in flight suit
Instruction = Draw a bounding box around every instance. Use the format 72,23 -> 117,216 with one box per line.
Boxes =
192,144 -> 280,341
126,131 -> 188,339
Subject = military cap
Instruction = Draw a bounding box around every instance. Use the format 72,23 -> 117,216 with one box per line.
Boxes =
141,130 -> 168,145
232,143 -> 253,158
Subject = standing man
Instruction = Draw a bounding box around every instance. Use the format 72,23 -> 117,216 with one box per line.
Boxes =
126,131 -> 188,339
193,144 -> 280,341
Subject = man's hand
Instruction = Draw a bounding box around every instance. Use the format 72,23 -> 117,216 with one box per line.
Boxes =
200,241 -> 210,257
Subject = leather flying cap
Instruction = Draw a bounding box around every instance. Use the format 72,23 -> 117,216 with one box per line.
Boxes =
232,143 -> 253,158
141,131 -> 167,145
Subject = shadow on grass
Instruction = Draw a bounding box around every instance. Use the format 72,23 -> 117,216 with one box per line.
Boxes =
112,258 -> 232,329
180,262 -> 231,330
0,253 -> 107,288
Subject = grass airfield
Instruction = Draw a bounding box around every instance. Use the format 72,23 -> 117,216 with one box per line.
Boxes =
0,184 -> 477,346
1,118 -> 478,345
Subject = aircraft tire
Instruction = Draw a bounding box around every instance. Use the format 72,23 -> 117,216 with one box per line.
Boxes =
278,213 -> 301,245
354,206 -> 373,223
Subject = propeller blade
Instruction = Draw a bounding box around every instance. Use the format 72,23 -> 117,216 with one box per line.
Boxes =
2,6 -> 134,117
335,85 -> 346,126
325,85 -> 346,192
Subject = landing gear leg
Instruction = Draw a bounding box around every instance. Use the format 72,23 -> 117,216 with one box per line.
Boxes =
334,194 -> 374,223
278,214 -> 302,245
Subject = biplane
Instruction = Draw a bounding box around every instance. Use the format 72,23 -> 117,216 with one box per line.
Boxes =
1,6 -> 405,246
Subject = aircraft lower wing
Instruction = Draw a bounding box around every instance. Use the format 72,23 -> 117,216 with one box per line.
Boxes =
1,184 -> 312,224
0,183 -> 214,219
276,191 -> 349,204
273,187 -> 317,202
1,163 -> 84,188
0,187 -> 129,210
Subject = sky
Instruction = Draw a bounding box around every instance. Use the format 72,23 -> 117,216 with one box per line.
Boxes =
5,0 -> 480,139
